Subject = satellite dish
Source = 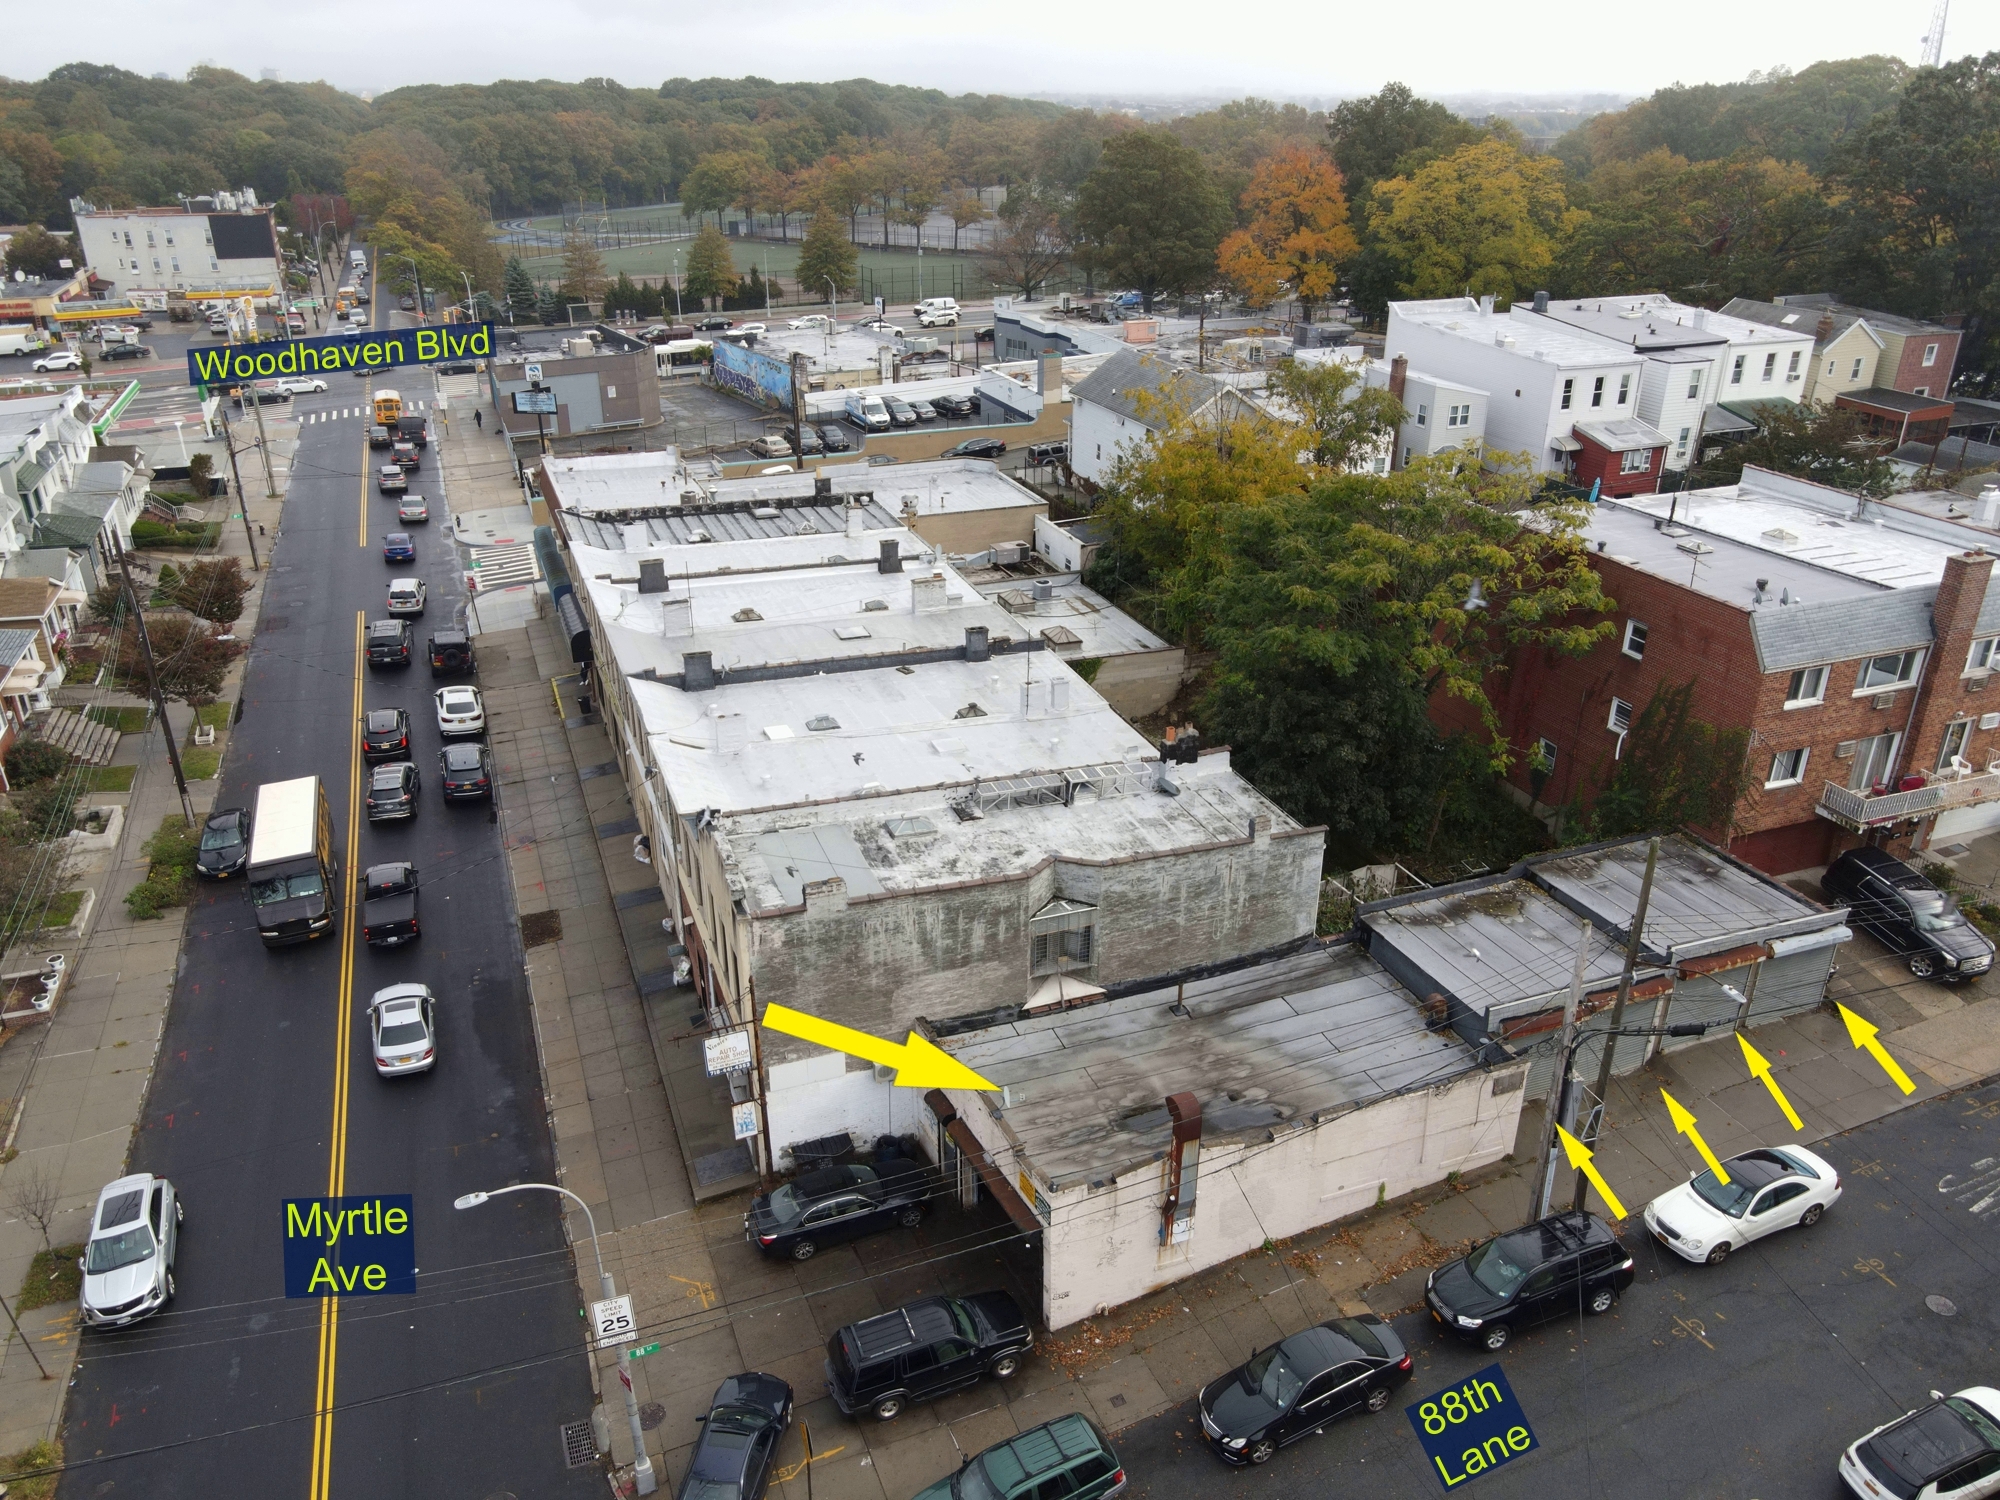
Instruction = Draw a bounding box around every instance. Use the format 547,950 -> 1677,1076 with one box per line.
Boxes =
12,270 -> 23,283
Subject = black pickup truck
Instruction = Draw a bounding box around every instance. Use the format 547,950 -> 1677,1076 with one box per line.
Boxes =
360,861 -> 420,947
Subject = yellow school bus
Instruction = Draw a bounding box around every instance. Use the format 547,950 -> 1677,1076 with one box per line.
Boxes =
373,390 -> 403,425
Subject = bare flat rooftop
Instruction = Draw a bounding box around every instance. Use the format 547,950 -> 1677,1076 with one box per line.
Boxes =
970,577 -> 1169,657
1585,501 -> 1880,611
940,944 -> 1479,1190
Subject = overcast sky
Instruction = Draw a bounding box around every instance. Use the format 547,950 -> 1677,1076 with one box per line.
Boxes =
9,0 -> 1994,104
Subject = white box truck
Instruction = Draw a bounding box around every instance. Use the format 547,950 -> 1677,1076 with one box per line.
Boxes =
247,777 -> 339,946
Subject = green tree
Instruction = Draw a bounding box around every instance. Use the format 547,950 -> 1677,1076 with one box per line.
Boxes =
1367,138 -> 1582,304
1690,402 -> 1898,496
681,224 -> 735,310
1327,83 -> 1483,194
3,224 -> 69,279
681,151 -> 760,228
502,255 -> 539,323
1584,680 -> 1752,842
1265,358 -> 1405,471
794,209 -> 859,299
1074,132 -> 1230,311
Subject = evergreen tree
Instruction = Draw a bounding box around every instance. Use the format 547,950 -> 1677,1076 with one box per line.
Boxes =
795,209 -> 859,300
606,270 -> 640,316
503,256 -> 538,323
535,284 -> 562,325
682,225 -> 735,310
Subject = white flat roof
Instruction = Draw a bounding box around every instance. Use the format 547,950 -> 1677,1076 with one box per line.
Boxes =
542,449 -> 698,515
1390,297 -> 1640,368
708,458 -> 1043,517
970,577 -> 1169,656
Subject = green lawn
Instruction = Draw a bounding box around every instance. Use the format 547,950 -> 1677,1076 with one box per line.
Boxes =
36,890 -> 82,929
80,764 -> 136,793
181,746 -> 220,780
84,706 -> 148,734
16,1244 -> 82,1312
194,701 -> 232,728
514,239 -> 999,305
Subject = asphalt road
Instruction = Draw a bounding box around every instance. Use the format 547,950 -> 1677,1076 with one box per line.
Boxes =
1115,1078 -> 2000,1500
58,260 -> 600,1499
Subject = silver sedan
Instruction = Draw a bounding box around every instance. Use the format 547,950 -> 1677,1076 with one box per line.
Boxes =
368,983 -> 437,1076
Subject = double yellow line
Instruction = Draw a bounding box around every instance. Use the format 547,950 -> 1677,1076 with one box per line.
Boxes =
308,611 -> 366,1499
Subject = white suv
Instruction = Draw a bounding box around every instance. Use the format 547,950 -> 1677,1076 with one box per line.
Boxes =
386,578 -> 427,616
81,1173 -> 180,1327
434,684 -> 485,738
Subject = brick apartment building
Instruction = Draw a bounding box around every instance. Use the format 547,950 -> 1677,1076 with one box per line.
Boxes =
1452,466 -> 2000,875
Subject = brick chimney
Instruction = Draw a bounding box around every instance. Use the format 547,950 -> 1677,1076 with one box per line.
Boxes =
1905,549 -> 1996,789
1816,312 -> 1836,343
1388,353 -> 1408,403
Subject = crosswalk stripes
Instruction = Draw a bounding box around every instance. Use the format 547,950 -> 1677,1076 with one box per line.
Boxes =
301,399 -> 431,424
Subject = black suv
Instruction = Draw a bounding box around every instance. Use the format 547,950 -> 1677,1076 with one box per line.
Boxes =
1821,845 -> 1995,981
429,629 -> 475,677
366,762 -> 419,821
745,1156 -> 931,1262
366,619 -> 412,667
1196,1315 -> 1412,1466
826,1293 -> 1032,1421
1425,1210 -> 1634,1351
361,707 -> 410,761
439,742 -> 493,802
913,1414 -> 1124,1500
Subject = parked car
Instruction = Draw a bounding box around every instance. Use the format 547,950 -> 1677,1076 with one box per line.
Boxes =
273,377 -> 327,394
817,424 -> 851,453
1820,845 -> 1996,980
79,1174 -> 180,1328
361,861 -> 421,941
369,424 -> 395,449
367,982 -> 436,1075
365,762 -> 421,823
382,532 -> 415,563
429,629 -> 476,677
1196,1316 -> 1412,1466
1840,1388 -> 2000,1500
787,314 -> 832,331
676,1373 -> 793,1500
1643,1144 -> 1841,1265
361,707 -> 412,762
366,618 -> 413,667
747,433 -> 793,459
398,495 -> 430,522
194,807 -> 250,879
736,322 -> 768,337
914,1414 -> 1124,1500
385,578 -> 426,617
100,342 -> 152,362
434,684 -> 485,738
377,465 -> 408,495
390,441 -> 421,471
1424,1210 -> 1634,1351
930,393 -> 975,418
693,315 -> 733,332
796,426 -> 824,456
32,349 -> 82,373
439,742 -> 494,802
744,1156 -> 931,1262
945,436 -> 1006,459
826,1292 -> 1033,1422
399,295 -> 416,311
1027,440 -> 1069,466
884,397 -> 918,428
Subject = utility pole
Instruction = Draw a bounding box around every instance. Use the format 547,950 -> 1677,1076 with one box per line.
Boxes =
1573,837 -> 1660,1213
217,404 -> 261,570
246,379 -> 278,499
115,540 -> 194,825
1533,917 -> 1594,1220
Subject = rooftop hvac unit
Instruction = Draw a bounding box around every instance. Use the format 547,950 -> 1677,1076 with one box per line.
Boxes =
994,542 -> 1024,565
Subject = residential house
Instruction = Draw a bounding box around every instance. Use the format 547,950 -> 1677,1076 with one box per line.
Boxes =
0,390 -> 97,558
1513,292 -> 1813,473
1445,464 -> 2000,874
1772,294 -> 1960,397
3,547 -> 98,600
1068,347 -> 1269,484
555,484 -> 1326,1170
0,576 -> 86,710
0,629 -> 45,789
70,194 -> 282,306
1362,354 -> 1488,471
1571,417 -> 1672,498
1720,296 -> 1886,404
1836,389 -> 1954,449
1384,296 -> 1646,477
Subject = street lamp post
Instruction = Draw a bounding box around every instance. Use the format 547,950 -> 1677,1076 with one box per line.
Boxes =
456,1184 -> 656,1493
671,251 -> 683,319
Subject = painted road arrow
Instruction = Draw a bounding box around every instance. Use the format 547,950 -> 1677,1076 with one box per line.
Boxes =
1555,1124 -> 1627,1219
1837,1003 -> 1916,1095
1662,1089 -> 1730,1182
1736,1034 -> 1805,1130
760,1003 -> 999,1090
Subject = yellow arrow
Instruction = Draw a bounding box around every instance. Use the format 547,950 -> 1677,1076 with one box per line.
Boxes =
761,1003 -> 999,1090
1555,1124 -> 1627,1219
1661,1090 -> 1730,1183
1837,1004 -> 1916,1095
1736,1034 -> 1804,1131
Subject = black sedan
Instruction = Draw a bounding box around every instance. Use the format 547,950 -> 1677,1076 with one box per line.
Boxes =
362,708 -> 411,762
439,742 -> 493,802
677,1373 -> 793,1500
101,342 -> 153,362
745,1157 -> 931,1262
366,762 -> 420,822
817,424 -> 851,453
1197,1316 -> 1412,1466
194,807 -> 250,879
944,436 -> 1005,459
930,393 -> 975,418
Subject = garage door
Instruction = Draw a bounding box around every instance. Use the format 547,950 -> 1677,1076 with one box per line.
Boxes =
1932,802 -> 2000,841
1660,972 -> 1751,1053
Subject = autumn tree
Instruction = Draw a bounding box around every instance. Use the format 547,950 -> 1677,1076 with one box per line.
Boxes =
795,210 -> 859,300
3,224 -> 69,279
978,193 -> 1070,301
165,557 -> 251,627
1216,143 -> 1359,319
946,191 -> 990,251
681,151 -> 760,228
559,228 -> 608,306
1367,138 -> 1583,305
1075,133 -> 1230,311
681,224 -> 735,310
120,616 -> 243,708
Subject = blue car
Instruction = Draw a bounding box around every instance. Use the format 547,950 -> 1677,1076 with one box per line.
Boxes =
382,532 -> 414,563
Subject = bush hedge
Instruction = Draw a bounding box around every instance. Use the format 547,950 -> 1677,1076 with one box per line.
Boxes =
125,817 -> 200,919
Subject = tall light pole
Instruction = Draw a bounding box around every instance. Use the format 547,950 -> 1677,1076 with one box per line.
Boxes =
397,254 -> 428,325
455,1184 -> 655,1494
671,250 -> 683,319
822,276 -> 837,358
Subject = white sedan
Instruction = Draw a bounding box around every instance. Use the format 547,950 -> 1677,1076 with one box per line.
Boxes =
787,314 -> 831,331
434,684 -> 484,738
1642,1144 -> 1840,1264
272,377 -> 327,395
735,322 -> 768,336
32,349 -> 81,372
1840,1387 -> 2000,1499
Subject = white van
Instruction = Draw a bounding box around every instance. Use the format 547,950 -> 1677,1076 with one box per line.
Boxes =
0,328 -> 50,358
844,391 -> 891,430
915,297 -> 959,328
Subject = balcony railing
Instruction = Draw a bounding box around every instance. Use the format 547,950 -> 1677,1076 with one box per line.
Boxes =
1818,768 -> 2000,829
